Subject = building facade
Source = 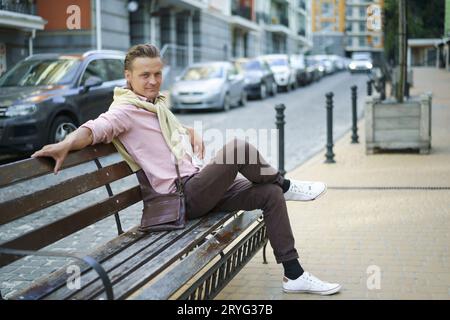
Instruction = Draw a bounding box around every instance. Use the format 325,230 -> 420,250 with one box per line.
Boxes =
344,0 -> 384,58
311,0 -> 345,55
0,0 -> 47,75
0,0 -> 313,80
310,0 -> 384,58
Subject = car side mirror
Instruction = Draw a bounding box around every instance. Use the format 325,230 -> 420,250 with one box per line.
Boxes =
81,76 -> 103,93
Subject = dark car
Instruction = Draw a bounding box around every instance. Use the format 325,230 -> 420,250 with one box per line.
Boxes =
289,54 -> 309,86
306,57 -> 324,82
234,58 -> 277,100
0,50 -> 126,154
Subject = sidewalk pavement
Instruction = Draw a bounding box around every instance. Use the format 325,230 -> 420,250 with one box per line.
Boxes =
215,67 -> 450,300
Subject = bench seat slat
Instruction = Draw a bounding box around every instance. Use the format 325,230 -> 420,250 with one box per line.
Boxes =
11,226 -> 163,300
96,212 -> 237,300
132,210 -> 262,300
0,161 -> 133,226
0,144 -> 117,187
0,186 -> 142,267
41,218 -> 208,300
60,212 -> 235,300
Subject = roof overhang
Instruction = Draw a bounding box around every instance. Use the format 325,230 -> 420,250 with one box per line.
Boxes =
162,0 -> 208,10
0,10 -> 46,31
264,24 -> 292,36
408,39 -> 442,48
229,15 -> 260,32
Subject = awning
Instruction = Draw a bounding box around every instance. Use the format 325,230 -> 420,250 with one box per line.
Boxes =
0,9 -> 46,30
264,24 -> 292,36
162,0 -> 208,10
408,39 -> 442,48
229,15 -> 260,32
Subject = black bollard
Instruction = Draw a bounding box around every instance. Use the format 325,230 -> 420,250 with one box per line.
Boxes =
275,104 -> 286,177
367,80 -> 373,96
380,78 -> 386,100
325,92 -> 336,163
351,86 -> 359,144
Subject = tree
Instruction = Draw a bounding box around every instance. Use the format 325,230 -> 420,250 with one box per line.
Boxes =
397,0 -> 406,102
384,0 -> 445,64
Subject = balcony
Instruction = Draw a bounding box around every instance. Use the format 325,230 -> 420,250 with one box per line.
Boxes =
270,14 -> 289,27
0,0 -> 35,15
0,0 -> 46,31
231,5 -> 252,21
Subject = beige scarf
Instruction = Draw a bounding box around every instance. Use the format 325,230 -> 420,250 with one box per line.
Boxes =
109,87 -> 189,172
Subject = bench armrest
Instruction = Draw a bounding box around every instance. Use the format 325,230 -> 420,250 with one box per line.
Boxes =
0,247 -> 114,300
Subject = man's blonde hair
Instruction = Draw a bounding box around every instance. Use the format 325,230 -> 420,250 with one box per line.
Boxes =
124,44 -> 161,71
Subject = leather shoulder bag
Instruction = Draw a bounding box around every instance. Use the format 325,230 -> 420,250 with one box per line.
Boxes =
135,163 -> 186,232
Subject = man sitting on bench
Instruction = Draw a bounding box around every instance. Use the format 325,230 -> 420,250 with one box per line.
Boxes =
32,44 -> 341,296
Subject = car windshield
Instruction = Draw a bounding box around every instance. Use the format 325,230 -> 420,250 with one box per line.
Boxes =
352,54 -> 371,61
266,58 -> 287,67
181,65 -> 224,80
243,60 -> 261,71
0,58 -> 81,87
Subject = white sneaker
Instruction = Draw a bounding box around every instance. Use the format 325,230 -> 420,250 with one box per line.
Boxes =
284,180 -> 327,201
283,271 -> 341,295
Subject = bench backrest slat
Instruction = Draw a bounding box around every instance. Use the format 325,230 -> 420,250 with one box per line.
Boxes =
0,186 -> 142,268
0,144 -> 117,187
0,161 -> 133,226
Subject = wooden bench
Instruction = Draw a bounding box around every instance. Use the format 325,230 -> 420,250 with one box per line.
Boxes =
0,144 -> 268,300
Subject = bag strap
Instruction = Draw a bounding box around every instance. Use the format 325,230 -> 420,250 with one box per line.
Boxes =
174,162 -> 184,196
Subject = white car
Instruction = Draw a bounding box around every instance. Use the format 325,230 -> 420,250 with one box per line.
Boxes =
349,53 -> 373,73
259,54 -> 297,92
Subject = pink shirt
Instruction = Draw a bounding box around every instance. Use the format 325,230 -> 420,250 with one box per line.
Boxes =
81,96 -> 200,194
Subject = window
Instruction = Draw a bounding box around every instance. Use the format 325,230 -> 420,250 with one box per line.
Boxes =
105,59 -> 125,81
359,36 -> 366,47
359,7 -> 366,18
346,22 -> 352,32
372,36 -> 381,47
182,65 -> 224,81
80,59 -> 109,85
322,21 -> 333,31
321,3 -> 332,17
359,21 -> 366,32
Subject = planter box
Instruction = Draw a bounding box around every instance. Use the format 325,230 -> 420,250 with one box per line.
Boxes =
365,93 -> 432,154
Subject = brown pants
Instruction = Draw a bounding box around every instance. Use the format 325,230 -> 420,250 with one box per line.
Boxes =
183,139 -> 299,263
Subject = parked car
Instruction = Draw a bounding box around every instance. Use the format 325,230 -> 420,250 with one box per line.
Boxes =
311,55 -> 335,75
170,61 -> 246,112
328,55 -> 346,72
0,50 -> 126,154
306,56 -> 324,82
289,54 -> 309,86
348,52 -> 373,73
259,54 -> 297,92
234,57 -> 277,100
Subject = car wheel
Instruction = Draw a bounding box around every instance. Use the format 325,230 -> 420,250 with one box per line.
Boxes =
271,82 -> 278,96
49,116 -> 78,144
222,93 -> 231,111
239,91 -> 247,107
259,83 -> 267,100
285,83 -> 290,92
